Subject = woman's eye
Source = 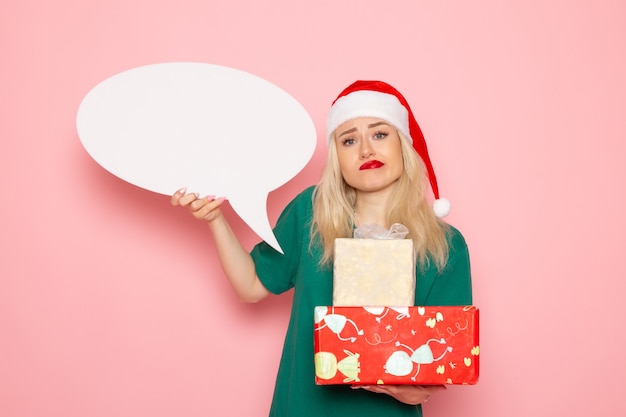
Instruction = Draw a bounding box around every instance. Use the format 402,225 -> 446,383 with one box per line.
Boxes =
374,131 -> 388,139
342,138 -> 356,146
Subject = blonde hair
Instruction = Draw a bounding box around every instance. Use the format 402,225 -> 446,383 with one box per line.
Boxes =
311,131 -> 449,270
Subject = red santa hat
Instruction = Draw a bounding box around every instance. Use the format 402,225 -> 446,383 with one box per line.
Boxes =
327,80 -> 450,218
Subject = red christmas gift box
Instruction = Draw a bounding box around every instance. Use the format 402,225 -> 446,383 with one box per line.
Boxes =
314,305 -> 479,385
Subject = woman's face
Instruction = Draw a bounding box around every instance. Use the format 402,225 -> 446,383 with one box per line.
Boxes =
333,117 -> 404,194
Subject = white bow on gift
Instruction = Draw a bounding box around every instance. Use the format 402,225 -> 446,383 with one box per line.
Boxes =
353,223 -> 409,239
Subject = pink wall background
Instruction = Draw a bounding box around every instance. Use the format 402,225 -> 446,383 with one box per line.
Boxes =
2,1 -> 625,416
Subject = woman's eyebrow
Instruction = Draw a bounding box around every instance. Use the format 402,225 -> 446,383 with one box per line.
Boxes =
368,121 -> 390,128
337,127 -> 357,138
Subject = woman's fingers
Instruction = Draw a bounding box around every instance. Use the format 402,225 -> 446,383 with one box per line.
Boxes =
180,192 -> 201,207
171,188 -> 227,222
354,384 -> 442,405
190,196 -> 226,221
170,188 -> 187,206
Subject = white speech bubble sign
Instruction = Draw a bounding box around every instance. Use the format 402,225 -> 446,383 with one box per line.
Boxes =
76,62 -> 317,253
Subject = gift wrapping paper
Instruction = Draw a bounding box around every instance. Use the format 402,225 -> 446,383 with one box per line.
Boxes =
333,238 -> 416,306
314,305 -> 479,385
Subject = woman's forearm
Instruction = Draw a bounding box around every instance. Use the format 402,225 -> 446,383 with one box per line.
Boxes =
208,214 -> 270,303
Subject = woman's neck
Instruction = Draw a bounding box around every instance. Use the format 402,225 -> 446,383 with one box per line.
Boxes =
354,190 -> 392,227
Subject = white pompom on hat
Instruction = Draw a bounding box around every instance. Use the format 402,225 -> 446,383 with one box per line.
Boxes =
327,80 -> 450,218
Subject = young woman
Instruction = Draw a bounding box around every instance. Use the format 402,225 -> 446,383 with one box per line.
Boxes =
171,80 -> 473,417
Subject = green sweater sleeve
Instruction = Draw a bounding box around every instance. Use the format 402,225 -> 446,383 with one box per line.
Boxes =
250,187 -> 314,295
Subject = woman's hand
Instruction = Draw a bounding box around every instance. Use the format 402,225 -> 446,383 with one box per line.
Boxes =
170,188 -> 226,223
354,384 -> 446,405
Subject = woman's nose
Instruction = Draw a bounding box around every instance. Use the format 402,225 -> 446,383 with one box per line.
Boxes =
360,140 -> 374,158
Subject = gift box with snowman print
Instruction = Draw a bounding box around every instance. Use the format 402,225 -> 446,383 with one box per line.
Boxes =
313,305 -> 479,385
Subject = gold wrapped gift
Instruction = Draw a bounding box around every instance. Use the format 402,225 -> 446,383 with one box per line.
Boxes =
332,238 -> 416,307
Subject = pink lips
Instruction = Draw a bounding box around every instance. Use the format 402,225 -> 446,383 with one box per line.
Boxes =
359,160 -> 384,170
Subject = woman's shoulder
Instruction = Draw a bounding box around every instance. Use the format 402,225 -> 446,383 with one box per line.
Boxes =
445,223 -> 469,250
276,185 -> 316,221
297,184 -> 316,200
286,185 -> 316,210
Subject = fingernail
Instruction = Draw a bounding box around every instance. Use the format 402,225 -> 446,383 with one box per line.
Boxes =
177,187 -> 187,194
